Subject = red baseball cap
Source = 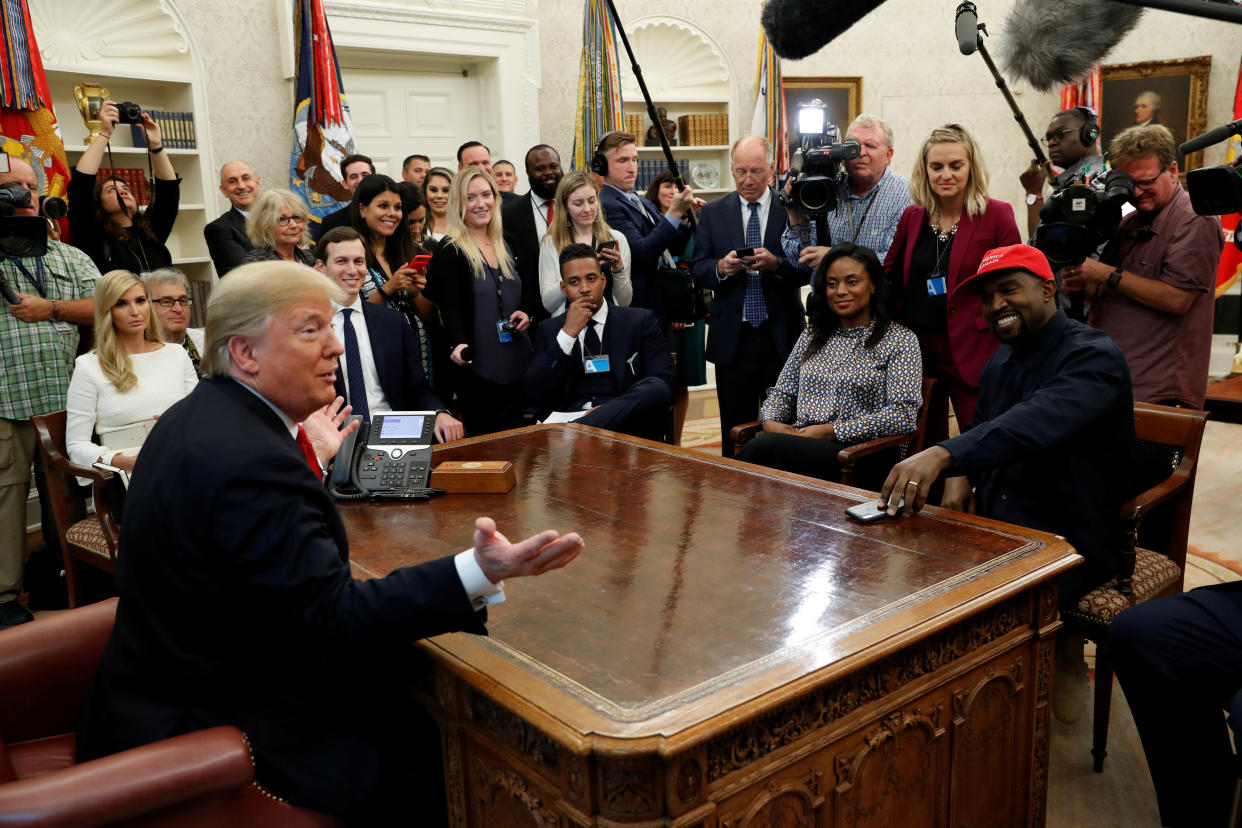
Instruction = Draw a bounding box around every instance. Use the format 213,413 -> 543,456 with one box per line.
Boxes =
953,244 -> 1055,295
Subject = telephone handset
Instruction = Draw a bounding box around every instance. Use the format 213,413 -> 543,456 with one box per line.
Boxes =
328,411 -> 444,502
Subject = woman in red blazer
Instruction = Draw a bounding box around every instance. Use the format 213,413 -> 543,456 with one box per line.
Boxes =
883,123 -> 1020,435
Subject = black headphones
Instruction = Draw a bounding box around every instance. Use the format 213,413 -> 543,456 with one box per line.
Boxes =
1072,106 -> 1100,147
590,133 -> 616,177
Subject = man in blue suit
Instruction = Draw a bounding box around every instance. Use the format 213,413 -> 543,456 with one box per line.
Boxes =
690,135 -> 808,455
526,244 -> 675,440
313,226 -> 464,442
596,131 -> 697,318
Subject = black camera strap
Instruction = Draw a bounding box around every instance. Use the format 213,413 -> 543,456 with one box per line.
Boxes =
845,188 -> 879,243
12,258 -> 46,298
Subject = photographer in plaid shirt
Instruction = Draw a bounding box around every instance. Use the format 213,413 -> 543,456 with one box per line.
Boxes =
0,155 -> 99,627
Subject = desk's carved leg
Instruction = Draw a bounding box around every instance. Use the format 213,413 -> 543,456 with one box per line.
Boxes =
599,757 -> 661,821
1031,635 -> 1054,828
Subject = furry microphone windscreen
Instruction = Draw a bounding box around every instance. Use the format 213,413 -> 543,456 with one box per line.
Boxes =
997,0 -> 1144,91
761,0 -> 889,60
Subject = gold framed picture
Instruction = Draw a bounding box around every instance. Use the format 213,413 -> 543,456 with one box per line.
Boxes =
1101,56 -> 1211,171
782,76 -> 862,148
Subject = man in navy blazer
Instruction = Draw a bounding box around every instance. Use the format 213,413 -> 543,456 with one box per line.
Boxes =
314,227 -> 464,442
690,135 -> 808,455
596,131 -> 696,318
203,160 -> 259,277
77,260 -> 584,823
526,244 -> 675,440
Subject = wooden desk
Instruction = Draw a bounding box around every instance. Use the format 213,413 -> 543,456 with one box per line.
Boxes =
1205,374 -> 1242,424
340,426 -> 1079,827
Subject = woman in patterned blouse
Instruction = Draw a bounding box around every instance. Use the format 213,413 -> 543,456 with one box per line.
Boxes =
735,242 -> 922,483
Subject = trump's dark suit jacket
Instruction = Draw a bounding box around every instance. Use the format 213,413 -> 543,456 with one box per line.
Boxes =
78,377 -> 484,818
204,207 -> 253,277
524,303 -> 675,414
332,300 -> 443,412
689,189 -> 807,367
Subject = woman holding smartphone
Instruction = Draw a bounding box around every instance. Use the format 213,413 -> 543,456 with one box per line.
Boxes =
537,170 -> 632,316
430,168 -> 532,435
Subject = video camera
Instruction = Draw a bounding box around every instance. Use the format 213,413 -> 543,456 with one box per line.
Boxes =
782,99 -> 859,216
0,153 -> 52,304
1181,119 -> 1242,251
1033,169 -> 1134,269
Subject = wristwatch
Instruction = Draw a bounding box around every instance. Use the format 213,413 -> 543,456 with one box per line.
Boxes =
1107,268 -> 1124,289
1025,193 -> 1043,207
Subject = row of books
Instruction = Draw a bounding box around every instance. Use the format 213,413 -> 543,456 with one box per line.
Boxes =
678,114 -> 728,147
188,279 -> 212,327
634,159 -> 689,192
129,110 -> 197,149
98,167 -> 150,206
624,114 -> 646,138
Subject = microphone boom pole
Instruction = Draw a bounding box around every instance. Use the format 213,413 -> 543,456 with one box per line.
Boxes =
602,0 -> 697,229
975,27 -> 1051,173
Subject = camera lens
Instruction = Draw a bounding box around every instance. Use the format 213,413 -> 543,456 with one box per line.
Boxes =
40,195 -> 67,220
798,179 -> 831,212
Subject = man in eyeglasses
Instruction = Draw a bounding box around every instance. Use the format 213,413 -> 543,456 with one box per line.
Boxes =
1018,107 -> 1105,240
143,268 -> 204,376
1064,125 -> 1223,408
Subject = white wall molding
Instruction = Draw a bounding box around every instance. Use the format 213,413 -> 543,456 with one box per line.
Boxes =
31,0 -> 191,69
324,0 -> 535,33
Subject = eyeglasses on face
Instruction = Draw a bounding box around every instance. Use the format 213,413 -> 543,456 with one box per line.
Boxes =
277,215 -> 306,226
732,167 -> 770,180
155,297 -> 193,308
1131,167 -> 1170,191
1040,128 -> 1077,146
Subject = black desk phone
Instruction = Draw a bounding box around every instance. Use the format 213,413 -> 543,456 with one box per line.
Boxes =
328,412 -> 444,502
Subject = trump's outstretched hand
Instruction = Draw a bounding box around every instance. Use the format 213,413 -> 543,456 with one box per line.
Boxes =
472,517 -> 583,583
303,396 -> 359,466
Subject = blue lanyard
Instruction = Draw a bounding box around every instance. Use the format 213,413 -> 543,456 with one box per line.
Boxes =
12,259 -> 47,298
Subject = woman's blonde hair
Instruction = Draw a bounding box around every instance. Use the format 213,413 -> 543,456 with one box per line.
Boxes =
548,170 -> 616,252
442,167 -> 516,280
93,269 -> 164,393
909,123 -> 990,217
246,189 -> 310,249
202,261 -> 347,377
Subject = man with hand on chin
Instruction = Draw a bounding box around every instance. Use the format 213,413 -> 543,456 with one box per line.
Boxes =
79,260 -> 582,824
525,244 -> 674,439
314,226 -> 463,442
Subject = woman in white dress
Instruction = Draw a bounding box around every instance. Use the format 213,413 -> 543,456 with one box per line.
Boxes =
537,170 -> 632,316
66,270 -> 198,474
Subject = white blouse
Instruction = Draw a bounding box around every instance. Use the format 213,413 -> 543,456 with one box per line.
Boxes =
537,231 -> 633,316
66,344 -> 199,469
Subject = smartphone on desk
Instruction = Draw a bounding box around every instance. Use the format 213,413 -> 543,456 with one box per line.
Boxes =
844,499 -> 905,524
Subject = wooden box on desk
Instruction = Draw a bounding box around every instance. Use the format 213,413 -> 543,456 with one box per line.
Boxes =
430,460 -> 516,493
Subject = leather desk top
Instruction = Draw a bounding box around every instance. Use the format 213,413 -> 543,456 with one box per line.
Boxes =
340,425 -> 1079,751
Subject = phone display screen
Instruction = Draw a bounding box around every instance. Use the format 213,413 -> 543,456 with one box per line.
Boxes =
378,415 -> 426,440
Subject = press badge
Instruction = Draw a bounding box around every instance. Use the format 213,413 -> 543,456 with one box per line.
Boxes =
583,355 -> 611,373
496,320 -> 514,343
926,274 -> 948,296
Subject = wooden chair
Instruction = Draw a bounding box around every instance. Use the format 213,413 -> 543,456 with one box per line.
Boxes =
29,410 -> 122,608
1060,402 -> 1209,772
729,377 -> 937,487
0,598 -> 342,826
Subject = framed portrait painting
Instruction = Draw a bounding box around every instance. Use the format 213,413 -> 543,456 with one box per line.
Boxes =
782,77 -> 861,152
1100,56 -> 1211,171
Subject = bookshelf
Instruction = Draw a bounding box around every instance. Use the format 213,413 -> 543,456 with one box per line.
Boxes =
42,62 -> 215,317
618,19 -> 736,203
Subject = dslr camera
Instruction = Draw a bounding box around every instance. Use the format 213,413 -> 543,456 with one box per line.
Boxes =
782,100 -> 860,216
498,320 -> 519,334
1033,169 -> 1134,270
115,101 -> 144,125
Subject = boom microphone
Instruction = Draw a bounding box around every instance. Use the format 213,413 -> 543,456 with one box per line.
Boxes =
760,0 -> 888,60
955,2 -> 979,56
1180,119 -> 1242,157
997,0 -> 1143,91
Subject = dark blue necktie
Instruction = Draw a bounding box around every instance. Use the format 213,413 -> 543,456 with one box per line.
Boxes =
583,319 -> 601,357
340,308 -> 369,421
743,201 -> 767,325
